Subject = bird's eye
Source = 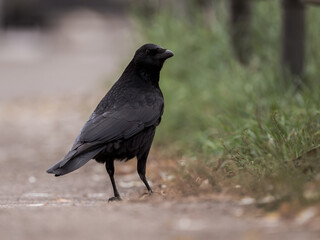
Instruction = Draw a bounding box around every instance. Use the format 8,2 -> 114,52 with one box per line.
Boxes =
146,49 -> 157,56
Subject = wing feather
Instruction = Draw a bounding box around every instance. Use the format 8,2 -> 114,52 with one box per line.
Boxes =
78,102 -> 163,144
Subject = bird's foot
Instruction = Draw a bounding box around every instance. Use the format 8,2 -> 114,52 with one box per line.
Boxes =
139,191 -> 153,199
108,196 -> 122,202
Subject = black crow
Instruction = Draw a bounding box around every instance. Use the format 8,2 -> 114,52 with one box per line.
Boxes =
47,43 -> 173,201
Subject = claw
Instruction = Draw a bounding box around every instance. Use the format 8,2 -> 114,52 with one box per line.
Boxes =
108,196 -> 122,202
139,191 -> 153,199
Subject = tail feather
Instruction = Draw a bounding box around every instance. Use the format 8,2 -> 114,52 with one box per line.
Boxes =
47,147 -> 104,176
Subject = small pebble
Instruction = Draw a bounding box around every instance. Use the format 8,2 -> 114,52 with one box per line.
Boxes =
28,176 -> 36,183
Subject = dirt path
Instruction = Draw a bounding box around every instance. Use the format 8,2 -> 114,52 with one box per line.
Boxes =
0,11 -> 319,240
0,98 -> 319,240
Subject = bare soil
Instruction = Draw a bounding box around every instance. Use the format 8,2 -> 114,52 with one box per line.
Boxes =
0,10 -> 319,240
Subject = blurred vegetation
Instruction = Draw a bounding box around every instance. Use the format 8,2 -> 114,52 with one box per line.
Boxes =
135,0 -> 320,209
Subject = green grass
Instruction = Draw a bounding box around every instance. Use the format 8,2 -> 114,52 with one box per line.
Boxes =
136,0 -> 320,208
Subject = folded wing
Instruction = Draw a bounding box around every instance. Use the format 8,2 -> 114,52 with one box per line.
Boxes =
47,102 -> 163,176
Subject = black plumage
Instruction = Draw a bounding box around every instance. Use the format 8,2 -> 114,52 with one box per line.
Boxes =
47,43 -> 173,201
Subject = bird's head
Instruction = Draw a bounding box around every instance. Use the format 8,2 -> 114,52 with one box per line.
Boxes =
133,43 -> 174,73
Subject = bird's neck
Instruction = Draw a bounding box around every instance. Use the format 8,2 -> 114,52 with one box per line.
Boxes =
124,60 -> 161,87
137,69 -> 160,85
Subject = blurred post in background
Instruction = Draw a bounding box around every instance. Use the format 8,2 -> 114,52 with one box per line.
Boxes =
230,0 -> 252,65
281,0 -> 305,88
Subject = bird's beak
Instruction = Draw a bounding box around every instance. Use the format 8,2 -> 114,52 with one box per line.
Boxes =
158,49 -> 174,60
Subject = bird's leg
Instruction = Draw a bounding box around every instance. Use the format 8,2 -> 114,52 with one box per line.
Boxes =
105,160 -> 121,202
137,152 -> 153,194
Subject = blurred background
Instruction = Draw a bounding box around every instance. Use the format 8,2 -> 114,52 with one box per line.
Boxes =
1,0 -> 320,239
0,0 -> 135,100
138,0 -> 320,210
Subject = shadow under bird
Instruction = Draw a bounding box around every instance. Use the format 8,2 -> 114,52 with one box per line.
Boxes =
47,43 -> 174,201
